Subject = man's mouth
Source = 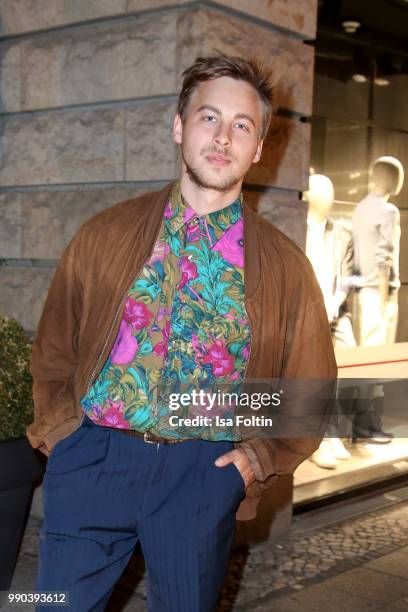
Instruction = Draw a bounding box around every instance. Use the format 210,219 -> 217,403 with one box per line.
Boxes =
205,153 -> 232,166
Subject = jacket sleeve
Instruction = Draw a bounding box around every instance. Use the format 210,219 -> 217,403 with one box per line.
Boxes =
26,229 -> 84,455
239,258 -> 338,487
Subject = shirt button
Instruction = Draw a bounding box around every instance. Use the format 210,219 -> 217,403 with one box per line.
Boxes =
190,217 -> 199,226
187,255 -> 193,260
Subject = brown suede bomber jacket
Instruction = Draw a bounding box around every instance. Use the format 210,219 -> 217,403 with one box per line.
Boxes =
27,182 -> 337,521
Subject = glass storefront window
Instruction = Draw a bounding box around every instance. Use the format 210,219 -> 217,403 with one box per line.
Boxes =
299,16 -> 408,505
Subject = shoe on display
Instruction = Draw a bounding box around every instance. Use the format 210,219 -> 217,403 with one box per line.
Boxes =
353,430 -> 394,444
310,440 -> 337,469
329,437 -> 351,459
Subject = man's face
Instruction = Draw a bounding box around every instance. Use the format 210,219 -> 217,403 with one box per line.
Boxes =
173,76 -> 264,193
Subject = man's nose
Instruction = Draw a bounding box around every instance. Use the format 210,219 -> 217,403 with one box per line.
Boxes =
214,125 -> 232,148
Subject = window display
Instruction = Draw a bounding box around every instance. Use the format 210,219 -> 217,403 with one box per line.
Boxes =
297,33 -> 408,505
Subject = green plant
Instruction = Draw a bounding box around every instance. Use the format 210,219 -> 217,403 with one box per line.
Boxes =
0,314 -> 34,441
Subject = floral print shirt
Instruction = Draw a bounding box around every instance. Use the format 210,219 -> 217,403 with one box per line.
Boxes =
80,183 -> 251,441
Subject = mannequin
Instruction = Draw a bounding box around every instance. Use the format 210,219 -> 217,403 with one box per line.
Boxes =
305,173 -> 355,469
351,156 -> 404,443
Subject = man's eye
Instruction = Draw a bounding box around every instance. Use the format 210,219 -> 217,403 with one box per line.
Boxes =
203,115 -> 217,122
236,123 -> 249,131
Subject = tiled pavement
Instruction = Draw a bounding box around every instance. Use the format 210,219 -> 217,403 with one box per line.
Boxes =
3,501 -> 408,611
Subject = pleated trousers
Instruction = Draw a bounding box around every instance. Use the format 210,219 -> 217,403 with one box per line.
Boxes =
36,415 -> 245,611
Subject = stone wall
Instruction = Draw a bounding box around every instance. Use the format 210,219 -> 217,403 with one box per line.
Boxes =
0,0 -> 316,332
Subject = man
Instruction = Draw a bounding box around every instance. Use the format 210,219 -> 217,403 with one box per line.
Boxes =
28,55 -> 337,611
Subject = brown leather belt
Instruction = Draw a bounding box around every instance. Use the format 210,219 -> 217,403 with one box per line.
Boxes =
113,427 -> 193,445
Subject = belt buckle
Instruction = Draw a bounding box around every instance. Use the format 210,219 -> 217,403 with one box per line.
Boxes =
143,430 -> 160,444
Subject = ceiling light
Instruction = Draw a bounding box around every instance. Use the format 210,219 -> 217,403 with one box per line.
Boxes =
374,78 -> 390,86
342,20 -> 361,34
352,74 -> 367,83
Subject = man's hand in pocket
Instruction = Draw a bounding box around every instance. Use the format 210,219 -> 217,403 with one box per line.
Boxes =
214,448 -> 256,489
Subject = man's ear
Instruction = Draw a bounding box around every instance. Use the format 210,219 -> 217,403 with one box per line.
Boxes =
173,113 -> 183,145
253,139 -> 264,164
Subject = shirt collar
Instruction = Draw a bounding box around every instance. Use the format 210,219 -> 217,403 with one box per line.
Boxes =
163,182 -> 243,240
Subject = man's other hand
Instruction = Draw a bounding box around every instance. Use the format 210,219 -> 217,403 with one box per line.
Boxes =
214,448 -> 256,489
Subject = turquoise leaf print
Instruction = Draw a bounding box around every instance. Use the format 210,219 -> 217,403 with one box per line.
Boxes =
133,268 -> 161,300
128,366 -> 149,393
138,338 -> 153,355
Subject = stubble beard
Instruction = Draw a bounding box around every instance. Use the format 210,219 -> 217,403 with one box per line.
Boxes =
182,148 -> 243,194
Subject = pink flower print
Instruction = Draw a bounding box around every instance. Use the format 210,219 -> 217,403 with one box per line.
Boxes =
242,344 -> 250,360
123,298 -> 154,330
191,333 -> 206,366
185,222 -> 201,242
212,218 -> 244,267
202,340 -> 234,377
153,321 -> 170,357
178,257 -> 199,290
164,200 -> 175,218
183,205 -> 197,224
191,333 -> 202,354
158,306 -> 171,321
183,207 -> 202,242
111,320 -> 139,365
91,404 -> 104,421
147,240 -> 170,264
99,399 -> 130,429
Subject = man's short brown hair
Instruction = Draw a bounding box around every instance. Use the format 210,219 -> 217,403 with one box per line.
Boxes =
177,54 -> 275,140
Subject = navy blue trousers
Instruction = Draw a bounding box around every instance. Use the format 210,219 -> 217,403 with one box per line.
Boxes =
36,415 -> 245,611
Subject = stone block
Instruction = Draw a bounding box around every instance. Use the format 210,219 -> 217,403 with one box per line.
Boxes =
210,0 -> 318,38
0,0 -> 317,39
321,567 -> 408,605
246,116 -> 311,191
0,106 -> 308,191
19,187 -> 152,259
244,188 -> 307,248
0,13 -> 178,112
0,193 -> 22,258
1,6 -> 313,115
365,551 -> 408,579
0,108 -> 125,186
268,581 -> 387,612
0,0 -> 127,35
126,0 -> 183,11
0,266 -> 55,332
125,101 -> 178,181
